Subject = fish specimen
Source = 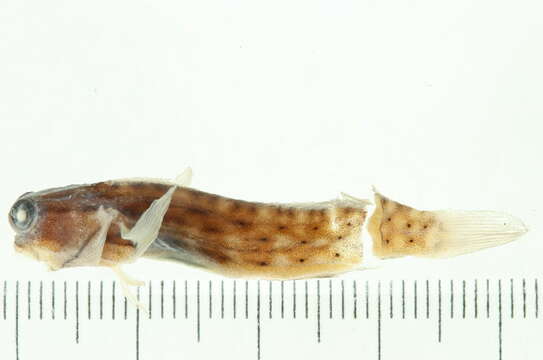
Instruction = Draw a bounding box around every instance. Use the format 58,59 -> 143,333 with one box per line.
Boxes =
8,168 -> 528,305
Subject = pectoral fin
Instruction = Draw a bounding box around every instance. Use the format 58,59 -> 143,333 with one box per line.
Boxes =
121,168 -> 192,258
122,185 -> 177,258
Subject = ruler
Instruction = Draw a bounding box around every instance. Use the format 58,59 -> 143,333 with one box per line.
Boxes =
0,278 -> 540,360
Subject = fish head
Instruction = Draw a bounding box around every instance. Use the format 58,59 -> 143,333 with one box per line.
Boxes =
9,185 -> 116,270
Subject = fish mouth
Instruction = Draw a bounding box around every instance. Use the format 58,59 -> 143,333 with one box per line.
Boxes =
13,240 -> 63,271
13,241 -> 23,253
13,238 -> 44,263
13,235 -> 32,252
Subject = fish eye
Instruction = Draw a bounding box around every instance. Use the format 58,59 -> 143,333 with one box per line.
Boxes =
9,199 -> 37,232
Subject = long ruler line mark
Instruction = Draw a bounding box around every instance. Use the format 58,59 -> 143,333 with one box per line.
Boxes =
414,280 -> 418,319
438,280 -> 442,343
378,281 -> 381,360
52,281 -> 55,320
426,280 -> 430,319
209,280 -> 212,319
353,280 -> 357,319
510,278 -> 514,319
281,281 -> 284,319
99,281 -> 103,320
39,281 -> 43,320
173,280 -> 177,320
124,294 -> 128,320
112,282 -> 116,320
76,281 -> 79,344
148,281 -> 152,320
87,281 -> 91,320
197,280 -> 201,342
221,280 -> 224,319
305,281 -> 309,319
185,280 -> 188,320
136,287 -> 140,360
63,281 -> 67,320
257,281 -> 261,360
245,281 -> 249,320
27,281 -> 30,320
317,280 -> 321,343
16,281 -> 19,360
498,279 -> 502,360
523,278 -> 526,319
268,281 -> 272,319
450,280 -> 454,319
233,280 -> 237,319
161,280 -> 164,320
536,279 -> 539,319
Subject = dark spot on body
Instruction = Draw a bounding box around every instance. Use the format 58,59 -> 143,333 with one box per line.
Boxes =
313,226 -> 319,230
407,223 -> 411,228
236,220 -> 248,227
423,225 -> 428,229
299,259 -> 305,263
335,253 -> 340,257
203,226 -> 221,233
301,241 -> 307,244
278,225 -> 286,230
387,217 -> 392,222
347,222 -> 352,226
186,207 -> 208,216
259,237 -> 268,242
259,262 -> 267,266
192,191 -> 202,199
385,239 -> 390,244
409,239 -> 414,243
338,236 -> 343,240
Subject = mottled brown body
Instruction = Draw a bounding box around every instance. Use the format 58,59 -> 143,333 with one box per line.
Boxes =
13,181 -> 367,279
115,182 -> 366,278
368,192 -> 440,259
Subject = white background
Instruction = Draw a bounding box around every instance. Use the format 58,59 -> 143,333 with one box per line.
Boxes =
0,1 -> 542,359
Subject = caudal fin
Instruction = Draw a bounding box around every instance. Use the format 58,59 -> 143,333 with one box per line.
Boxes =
367,191 -> 528,259
429,209 -> 528,257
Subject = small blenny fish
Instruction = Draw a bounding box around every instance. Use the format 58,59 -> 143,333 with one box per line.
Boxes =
8,168 -> 528,284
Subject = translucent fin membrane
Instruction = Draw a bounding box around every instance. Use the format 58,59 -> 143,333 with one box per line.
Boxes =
430,210 -> 528,257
